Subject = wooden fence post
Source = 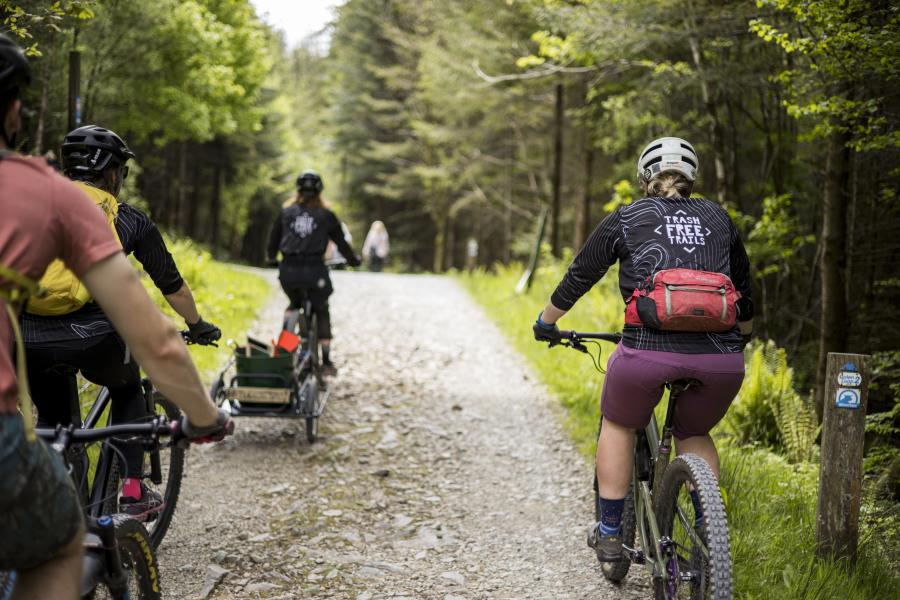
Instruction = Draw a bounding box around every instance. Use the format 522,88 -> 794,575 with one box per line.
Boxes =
815,352 -> 870,563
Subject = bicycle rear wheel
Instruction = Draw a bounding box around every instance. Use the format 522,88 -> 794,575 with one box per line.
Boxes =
654,453 -> 732,600
100,393 -> 185,549
87,516 -> 161,600
303,312 -> 320,443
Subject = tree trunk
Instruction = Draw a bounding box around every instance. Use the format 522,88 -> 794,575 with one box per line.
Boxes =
445,213 -> 456,271
815,128 -> 852,421
550,81 -> 564,257
32,31 -> 54,155
433,206 -> 447,274
210,156 -> 222,250
685,5 -> 727,203
574,142 -> 594,251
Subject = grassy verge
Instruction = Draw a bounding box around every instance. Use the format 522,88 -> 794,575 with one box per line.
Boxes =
457,261 -> 899,600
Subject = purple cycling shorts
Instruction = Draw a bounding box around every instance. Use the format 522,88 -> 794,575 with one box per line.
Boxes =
600,344 -> 745,439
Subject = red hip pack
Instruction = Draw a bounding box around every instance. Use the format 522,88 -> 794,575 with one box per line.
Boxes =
625,268 -> 741,332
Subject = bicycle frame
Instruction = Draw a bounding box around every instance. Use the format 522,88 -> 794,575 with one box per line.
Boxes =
630,382 -> 709,581
80,379 -> 165,518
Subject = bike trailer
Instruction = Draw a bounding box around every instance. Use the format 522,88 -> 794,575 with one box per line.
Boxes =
225,345 -> 294,405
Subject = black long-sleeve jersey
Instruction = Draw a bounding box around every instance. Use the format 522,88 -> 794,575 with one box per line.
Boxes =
551,196 -> 753,354
21,202 -> 184,344
267,203 -> 355,264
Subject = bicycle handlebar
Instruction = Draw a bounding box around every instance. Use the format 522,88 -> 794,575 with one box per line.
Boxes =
558,331 -> 622,344
179,329 -> 217,347
36,416 -> 183,453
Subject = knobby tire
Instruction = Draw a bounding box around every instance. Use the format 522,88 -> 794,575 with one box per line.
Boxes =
88,515 -> 161,600
654,454 -> 732,600
144,395 -> 185,549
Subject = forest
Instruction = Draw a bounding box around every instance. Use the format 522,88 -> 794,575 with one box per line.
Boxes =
2,0 -> 899,591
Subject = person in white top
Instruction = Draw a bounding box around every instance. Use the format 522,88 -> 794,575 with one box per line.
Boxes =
362,220 -> 390,272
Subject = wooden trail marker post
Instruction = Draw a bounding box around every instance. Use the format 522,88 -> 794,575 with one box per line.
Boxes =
815,352 -> 870,563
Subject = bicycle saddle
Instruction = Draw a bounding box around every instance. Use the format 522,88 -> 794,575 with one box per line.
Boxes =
666,378 -> 702,391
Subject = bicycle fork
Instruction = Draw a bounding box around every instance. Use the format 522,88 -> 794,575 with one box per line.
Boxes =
83,516 -> 128,598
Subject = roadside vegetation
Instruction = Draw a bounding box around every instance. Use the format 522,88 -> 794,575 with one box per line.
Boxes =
459,261 -> 900,600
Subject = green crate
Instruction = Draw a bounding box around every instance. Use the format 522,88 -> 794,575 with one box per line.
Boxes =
234,349 -> 293,388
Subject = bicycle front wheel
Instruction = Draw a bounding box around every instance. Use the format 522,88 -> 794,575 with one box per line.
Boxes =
653,453 -> 732,600
88,516 -> 161,600
143,394 -> 185,549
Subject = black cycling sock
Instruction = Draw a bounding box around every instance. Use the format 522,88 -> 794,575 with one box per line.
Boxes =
321,344 -> 331,364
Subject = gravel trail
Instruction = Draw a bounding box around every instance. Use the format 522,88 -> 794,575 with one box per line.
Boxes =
158,271 -> 647,599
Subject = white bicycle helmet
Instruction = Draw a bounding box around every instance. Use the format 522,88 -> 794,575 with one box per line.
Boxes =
636,137 -> 699,182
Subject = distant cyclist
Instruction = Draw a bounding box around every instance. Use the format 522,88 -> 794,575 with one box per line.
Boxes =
267,170 -> 360,375
20,125 -> 222,519
532,137 -> 753,562
0,33 -> 231,600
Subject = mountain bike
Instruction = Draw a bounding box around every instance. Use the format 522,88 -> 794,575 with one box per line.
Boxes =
1,417 -> 189,600
552,330 -> 732,600
293,295 -> 326,442
69,331 -> 215,549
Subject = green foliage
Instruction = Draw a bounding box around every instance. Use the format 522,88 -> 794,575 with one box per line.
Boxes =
0,0 -> 93,54
721,447 -> 898,599
866,352 -> 900,493
750,0 -> 900,152
721,340 -> 818,463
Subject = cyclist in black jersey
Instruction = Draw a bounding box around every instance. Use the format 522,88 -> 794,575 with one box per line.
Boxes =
267,171 -> 360,375
21,125 -> 222,519
534,137 -> 753,562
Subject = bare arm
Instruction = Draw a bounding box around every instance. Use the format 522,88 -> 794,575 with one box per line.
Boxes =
81,253 -> 217,427
539,302 -> 568,325
164,282 -> 201,325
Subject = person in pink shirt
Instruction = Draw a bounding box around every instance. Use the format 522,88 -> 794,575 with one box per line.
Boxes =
0,34 -> 232,599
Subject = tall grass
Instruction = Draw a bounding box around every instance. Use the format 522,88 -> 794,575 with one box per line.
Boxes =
458,262 -> 899,600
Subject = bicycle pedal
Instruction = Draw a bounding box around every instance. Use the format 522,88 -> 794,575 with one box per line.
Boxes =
622,545 -> 645,564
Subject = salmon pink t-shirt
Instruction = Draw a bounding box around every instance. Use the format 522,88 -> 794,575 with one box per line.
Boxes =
0,154 -> 122,414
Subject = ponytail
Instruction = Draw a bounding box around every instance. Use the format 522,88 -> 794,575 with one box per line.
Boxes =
643,173 -> 692,198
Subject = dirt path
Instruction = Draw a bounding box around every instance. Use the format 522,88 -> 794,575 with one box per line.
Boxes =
159,271 -> 647,599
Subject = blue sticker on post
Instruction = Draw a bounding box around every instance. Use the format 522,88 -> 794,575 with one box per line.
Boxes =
841,362 -> 858,372
835,387 -> 861,409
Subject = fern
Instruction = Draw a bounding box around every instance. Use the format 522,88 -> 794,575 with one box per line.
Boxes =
722,340 -> 818,462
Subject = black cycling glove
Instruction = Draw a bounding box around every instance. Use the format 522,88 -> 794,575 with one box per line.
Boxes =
176,408 -> 234,445
187,318 -> 222,344
346,254 -> 362,268
533,312 -> 561,343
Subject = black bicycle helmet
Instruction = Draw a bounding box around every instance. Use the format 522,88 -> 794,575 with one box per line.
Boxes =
0,33 -> 30,98
61,125 -> 135,177
296,170 -> 324,195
